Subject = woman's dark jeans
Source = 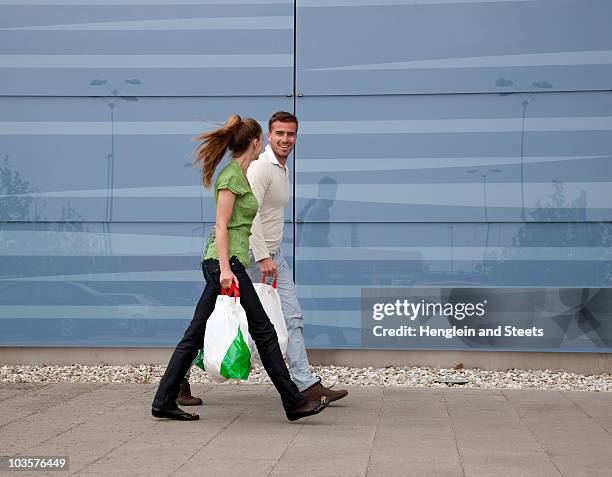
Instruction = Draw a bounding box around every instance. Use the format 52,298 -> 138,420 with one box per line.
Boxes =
152,257 -> 308,412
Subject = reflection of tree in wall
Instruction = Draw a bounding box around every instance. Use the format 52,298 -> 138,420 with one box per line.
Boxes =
0,156 -> 101,276
56,201 -> 102,254
480,181 -> 612,286
470,182 -> 612,347
1,154 -> 42,221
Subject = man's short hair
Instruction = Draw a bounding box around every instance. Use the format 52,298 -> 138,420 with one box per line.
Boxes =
268,111 -> 298,132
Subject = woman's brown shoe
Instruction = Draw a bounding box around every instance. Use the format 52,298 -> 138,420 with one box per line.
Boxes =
176,379 -> 203,406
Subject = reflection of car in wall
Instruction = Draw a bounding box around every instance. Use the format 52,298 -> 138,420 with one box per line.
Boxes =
0,281 -> 162,340
113,292 -> 161,337
300,250 -> 426,347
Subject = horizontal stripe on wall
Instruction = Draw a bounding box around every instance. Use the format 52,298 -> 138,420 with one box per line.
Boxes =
2,117 -> 612,135
0,54 -> 293,68
299,0 -> 554,6
0,0 -> 291,4
306,50 -> 612,72
1,16 -> 293,31
295,155 -> 608,172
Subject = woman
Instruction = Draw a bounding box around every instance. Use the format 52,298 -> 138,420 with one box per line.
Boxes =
152,115 -> 328,421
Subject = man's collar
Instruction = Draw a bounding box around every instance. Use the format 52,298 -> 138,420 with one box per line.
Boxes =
262,145 -> 288,168
260,145 -> 289,178
261,145 -> 279,165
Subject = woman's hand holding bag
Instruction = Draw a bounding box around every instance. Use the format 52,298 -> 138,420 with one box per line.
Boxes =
197,283 -> 251,382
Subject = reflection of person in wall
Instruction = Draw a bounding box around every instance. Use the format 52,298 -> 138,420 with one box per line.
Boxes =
297,176 -> 338,248
185,112 -> 348,405
296,175 -> 347,346
152,115 -> 329,421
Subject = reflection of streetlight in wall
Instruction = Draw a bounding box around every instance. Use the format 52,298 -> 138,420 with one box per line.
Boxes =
90,79 -> 142,223
467,168 -> 502,260
466,168 -> 502,222
90,78 -> 142,96
495,78 -> 552,221
446,224 -> 455,273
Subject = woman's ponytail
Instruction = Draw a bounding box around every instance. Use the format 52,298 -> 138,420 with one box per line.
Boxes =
192,114 -> 261,188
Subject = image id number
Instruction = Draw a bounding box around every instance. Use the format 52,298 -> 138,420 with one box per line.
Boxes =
1,456 -> 68,472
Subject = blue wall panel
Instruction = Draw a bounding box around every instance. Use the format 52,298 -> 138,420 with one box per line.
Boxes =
297,0 -> 612,95
295,93 -> 612,222
0,1 -> 294,96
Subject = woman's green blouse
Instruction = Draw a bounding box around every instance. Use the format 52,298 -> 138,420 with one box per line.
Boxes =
203,160 -> 259,267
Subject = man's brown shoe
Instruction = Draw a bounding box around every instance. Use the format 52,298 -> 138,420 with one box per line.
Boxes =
286,397 -> 329,421
176,379 -> 202,406
302,381 -> 348,403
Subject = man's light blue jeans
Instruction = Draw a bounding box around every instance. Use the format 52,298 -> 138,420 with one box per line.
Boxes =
246,249 -> 319,392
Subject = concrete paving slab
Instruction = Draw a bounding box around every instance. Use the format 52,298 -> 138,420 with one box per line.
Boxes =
369,438 -> 461,466
0,383 -> 45,403
545,458 -> 612,477
502,389 -> 612,477
561,391 -> 612,435
76,385 -> 272,476
175,458 -> 277,477
268,442 -> 371,477
26,392 -> 165,474
0,383 -> 100,427
0,384 -> 152,456
460,449 -> 561,477
367,459 -> 464,477
1,383 -> 611,477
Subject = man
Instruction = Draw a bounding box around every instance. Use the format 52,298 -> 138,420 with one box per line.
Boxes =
178,111 -> 347,406
245,111 -> 347,402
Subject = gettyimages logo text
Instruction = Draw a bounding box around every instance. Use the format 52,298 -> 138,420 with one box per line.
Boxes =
371,299 -> 487,321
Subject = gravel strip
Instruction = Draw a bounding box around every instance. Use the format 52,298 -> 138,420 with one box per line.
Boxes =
1,364 -> 611,391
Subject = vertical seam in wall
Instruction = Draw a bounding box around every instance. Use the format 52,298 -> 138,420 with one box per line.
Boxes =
292,0 -> 297,282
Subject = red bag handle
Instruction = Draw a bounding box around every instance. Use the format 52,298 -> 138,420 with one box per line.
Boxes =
220,282 -> 240,298
261,275 -> 277,289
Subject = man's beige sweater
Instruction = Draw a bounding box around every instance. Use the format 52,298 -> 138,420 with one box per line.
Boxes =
247,145 -> 290,262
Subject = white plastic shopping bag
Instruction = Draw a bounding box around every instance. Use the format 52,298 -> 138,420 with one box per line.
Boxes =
249,276 -> 289,365
200,284 -> 251,383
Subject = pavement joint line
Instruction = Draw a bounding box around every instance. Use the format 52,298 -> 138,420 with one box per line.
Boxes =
168,384 -> 273,477
559,391 -> 612,439
363,386 -> 384,477
64,383 -> 194,476
501,390 -> 566,477
69,416 -> 161,476
265,413 -> 305,476
16,386 -> 155,457
0,384 -> 103,431
16,421 -> 88,458
441,389 -> 467,477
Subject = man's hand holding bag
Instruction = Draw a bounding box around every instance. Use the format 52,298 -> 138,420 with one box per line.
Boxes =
248,276 -> 289,365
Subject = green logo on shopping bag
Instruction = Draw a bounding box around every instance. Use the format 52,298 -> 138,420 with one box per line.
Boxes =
220,327 -> 251,380
194,349 -> 206,371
